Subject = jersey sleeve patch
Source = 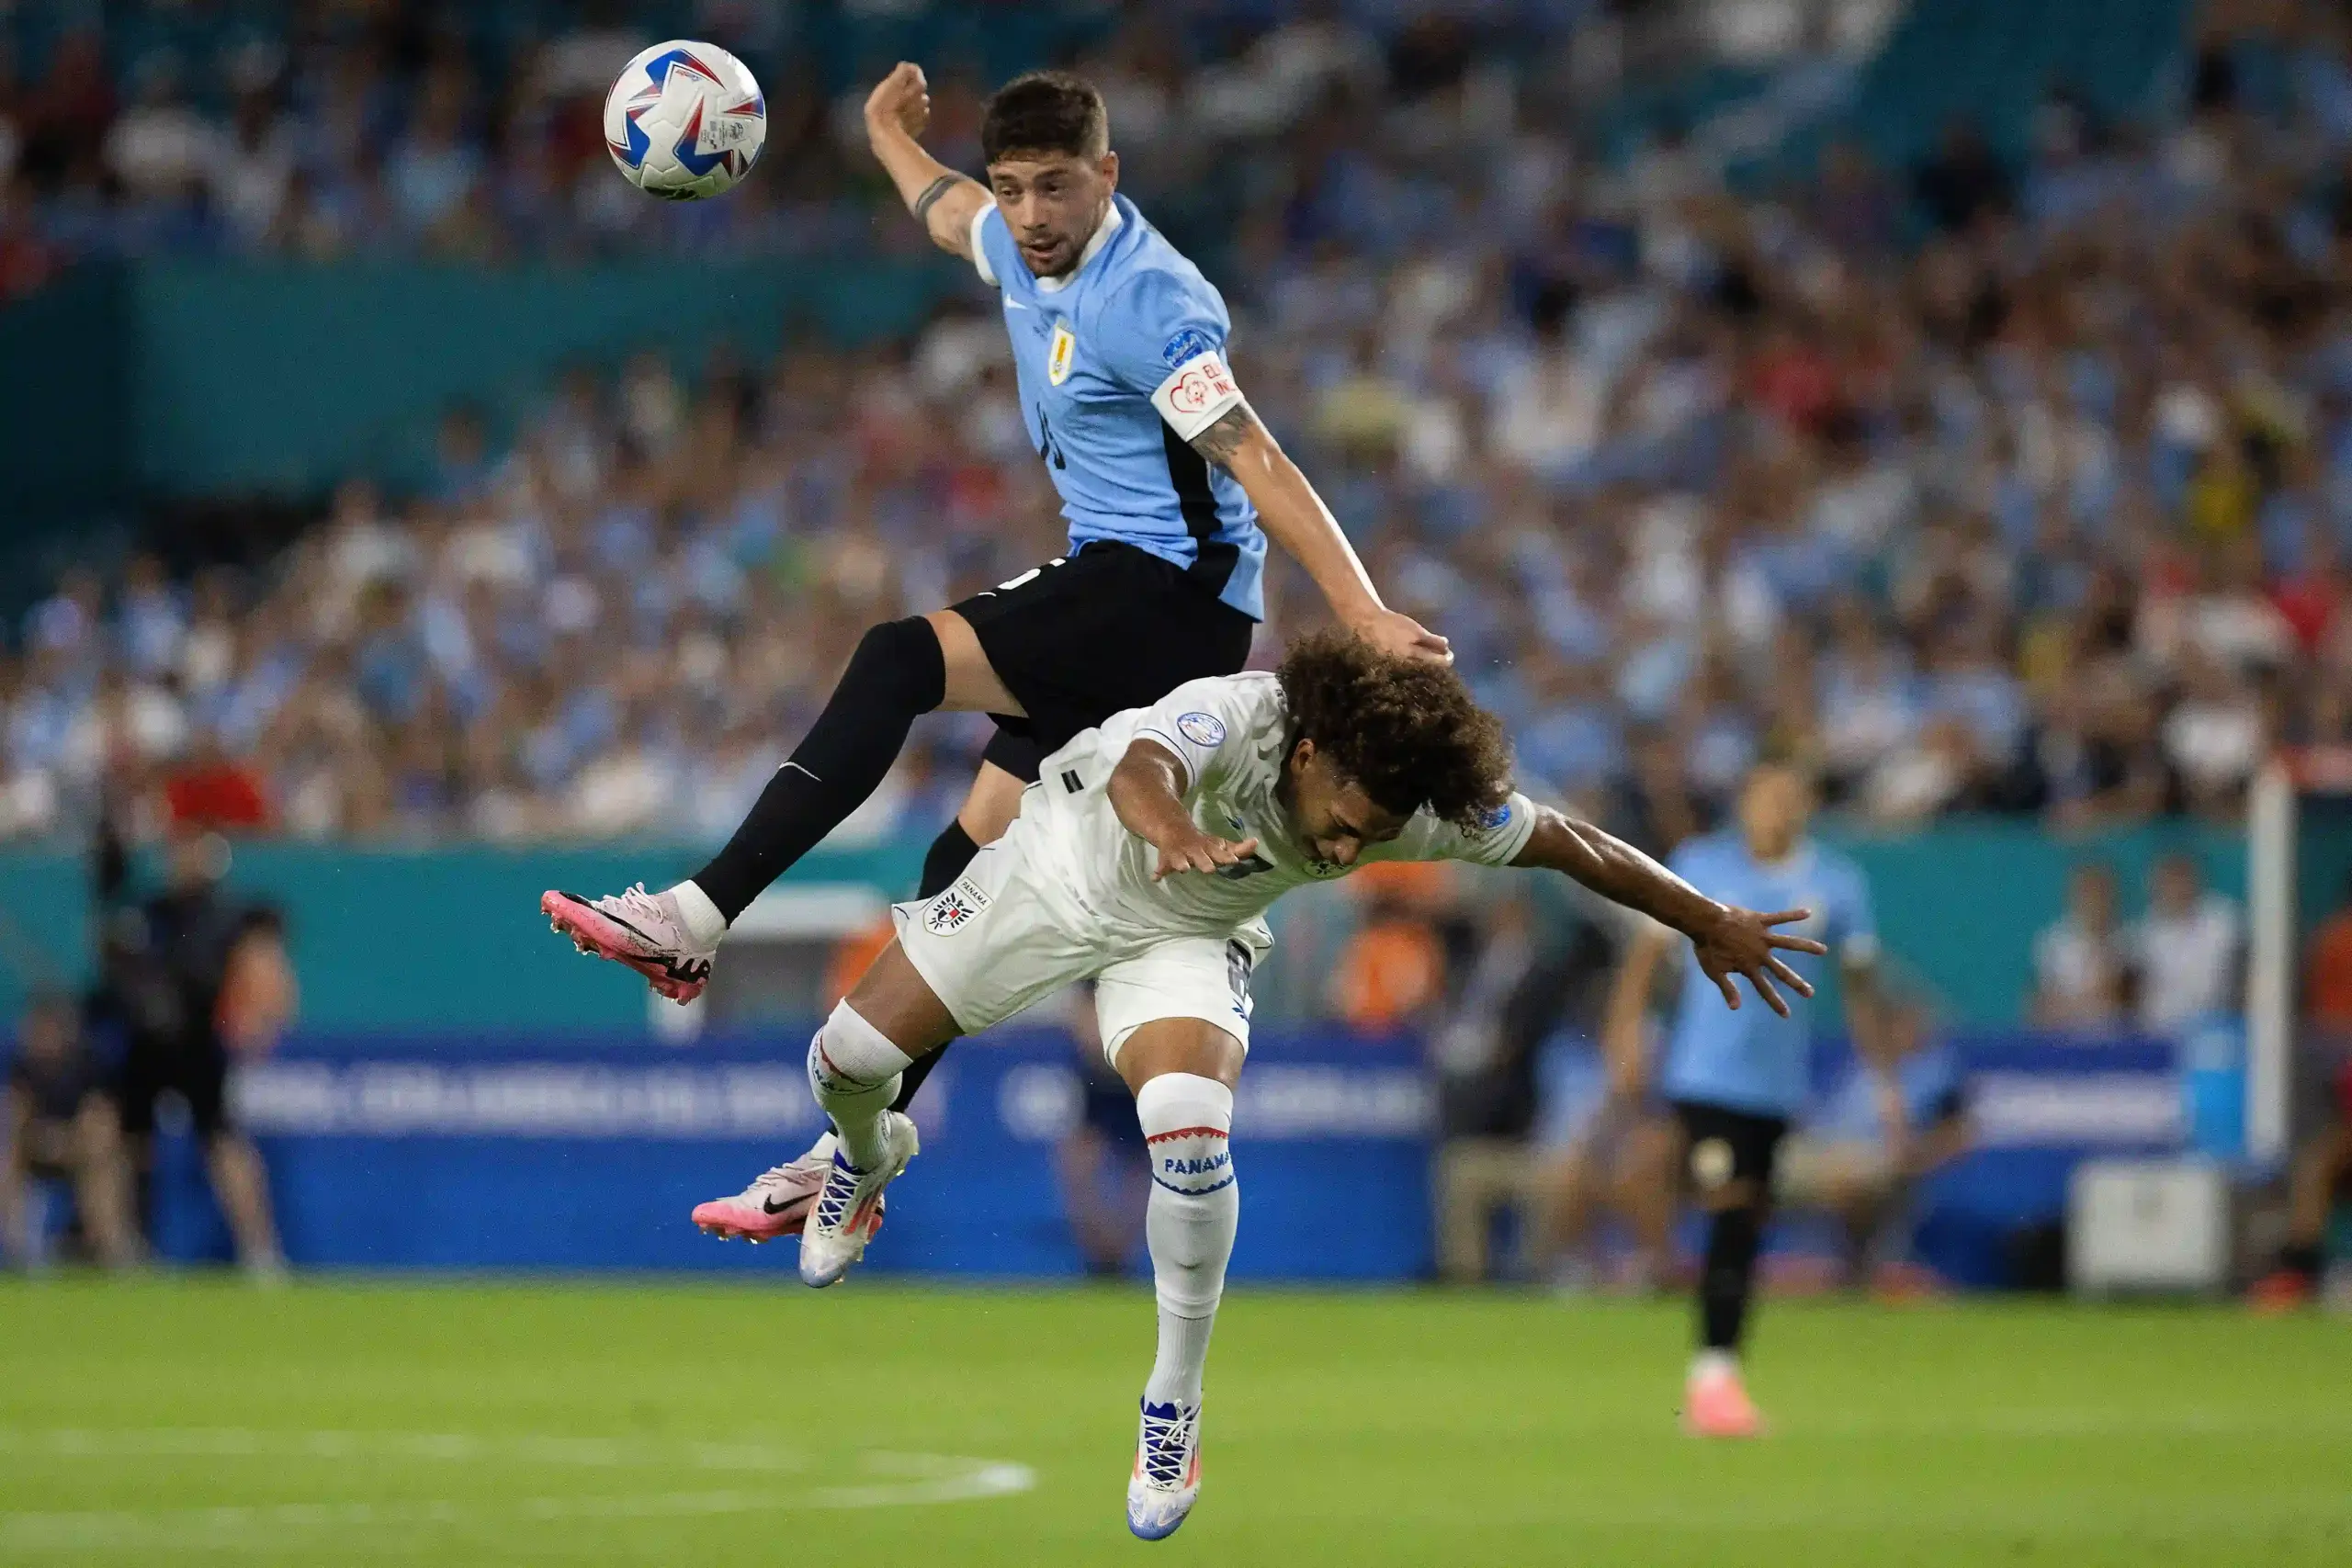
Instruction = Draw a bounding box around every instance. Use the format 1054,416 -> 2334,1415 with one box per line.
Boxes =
1161,326 -> 1219,367
1150,350 -> 1247,441
1176,712 -> 1227,748
1457,791 -> 1540,867
969,201 -> 999,287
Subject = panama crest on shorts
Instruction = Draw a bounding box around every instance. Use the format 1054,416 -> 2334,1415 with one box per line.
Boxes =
923,875 -> 993,936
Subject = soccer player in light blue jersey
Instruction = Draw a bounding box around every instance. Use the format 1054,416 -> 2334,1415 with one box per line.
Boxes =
547,66 -> 1449,1227
1601,761 -> 1896,1437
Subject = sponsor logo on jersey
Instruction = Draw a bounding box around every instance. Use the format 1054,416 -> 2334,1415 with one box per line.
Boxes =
923,875 -> 993,936
1046,321 -> 1076,386
1476,801 -> 1513,832
1160,327 -> 1216,368
1176,711 -> 1227,748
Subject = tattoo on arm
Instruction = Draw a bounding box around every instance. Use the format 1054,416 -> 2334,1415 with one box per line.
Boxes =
911,174 -> 963,225
1185,403 -> 1257,470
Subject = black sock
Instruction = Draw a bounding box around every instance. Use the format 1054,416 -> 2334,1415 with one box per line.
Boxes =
886,821 -> 984,1114
1701,1204 -> 1765,1353
918,820 -> 980,900
2279,1242 -> 2324,1280
691,618 -> 944,921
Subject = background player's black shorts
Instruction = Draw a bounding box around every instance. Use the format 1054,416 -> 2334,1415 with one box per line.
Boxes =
116,1039 -> 233,1142
1670,1100 -> 1789,1198
1079,1065 -> 1146,1149
952,541 -> 1257,784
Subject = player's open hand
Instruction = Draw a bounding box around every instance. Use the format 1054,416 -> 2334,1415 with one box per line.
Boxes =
1351,607 -> 1453,666
865,62 -> 931,141
1690,906 -> 1826,1020
1149,826 -> 1261,880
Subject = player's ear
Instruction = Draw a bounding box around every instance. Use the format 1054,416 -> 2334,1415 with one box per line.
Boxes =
1098,150 -> 1119,191
1288,737 -> 1316,775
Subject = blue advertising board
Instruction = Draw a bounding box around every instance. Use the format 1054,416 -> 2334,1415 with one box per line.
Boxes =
197,1027 -> 1435,1280
110,1029 -> 2188,1288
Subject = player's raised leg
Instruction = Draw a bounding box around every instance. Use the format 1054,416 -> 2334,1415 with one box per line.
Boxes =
1111,1014 -> 1247,1541
692,755 -> 1034,1240
543,610 -> 1018,1000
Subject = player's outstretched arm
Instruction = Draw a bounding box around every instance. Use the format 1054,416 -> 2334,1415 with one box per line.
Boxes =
864,62 -> 989,260
1510,806 -> 1826,1017
1107,739 -> 1259,880
1187,406 -> 1451,665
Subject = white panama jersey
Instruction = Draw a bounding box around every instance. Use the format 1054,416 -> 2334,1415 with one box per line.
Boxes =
1023,671 -> 1538,947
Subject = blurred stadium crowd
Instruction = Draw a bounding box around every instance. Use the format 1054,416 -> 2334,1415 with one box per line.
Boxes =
2,0 -> 2351,856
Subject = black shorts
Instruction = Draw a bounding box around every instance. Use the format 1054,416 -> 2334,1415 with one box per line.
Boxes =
953,542 -> 1257,783
1079,1066 -> 1145,1148
116,1038 -> 232,1142
1670,1100 -> 1789,1199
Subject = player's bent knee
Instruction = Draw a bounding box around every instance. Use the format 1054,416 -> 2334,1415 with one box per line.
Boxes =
1136,1073 -> 1236,1199
845,616 -> 949,710
808,998 -> 911,1096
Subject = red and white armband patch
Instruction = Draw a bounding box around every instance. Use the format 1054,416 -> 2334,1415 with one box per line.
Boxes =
1150,351 -> 1247,441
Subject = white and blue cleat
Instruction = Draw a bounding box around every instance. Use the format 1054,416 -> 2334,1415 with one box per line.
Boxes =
797,1112 -> 919,1288
1125,1397 -> 1204,1540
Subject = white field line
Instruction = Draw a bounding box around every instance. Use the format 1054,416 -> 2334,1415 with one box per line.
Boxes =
0,1431 -> 1034,1553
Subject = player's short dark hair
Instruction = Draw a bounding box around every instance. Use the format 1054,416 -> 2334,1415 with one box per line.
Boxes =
1278,631 -> 1513,832
982,71 -> 1109,164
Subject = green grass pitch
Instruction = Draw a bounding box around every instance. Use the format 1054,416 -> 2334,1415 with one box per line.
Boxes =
2,1279 -> 2346,1566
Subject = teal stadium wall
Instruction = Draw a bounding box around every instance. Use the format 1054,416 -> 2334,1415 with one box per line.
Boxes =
0,256 -> 958,515
0,822 -> 2242,1034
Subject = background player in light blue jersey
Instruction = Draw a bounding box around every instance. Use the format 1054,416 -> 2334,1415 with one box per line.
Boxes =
1601,761 -> 1896,1437
546,65 -> 1448,1234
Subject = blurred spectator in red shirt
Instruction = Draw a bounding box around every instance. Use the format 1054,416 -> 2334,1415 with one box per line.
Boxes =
164,735 -> 272,834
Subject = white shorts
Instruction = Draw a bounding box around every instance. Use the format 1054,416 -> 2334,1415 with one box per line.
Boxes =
891,823 -> 1261,1066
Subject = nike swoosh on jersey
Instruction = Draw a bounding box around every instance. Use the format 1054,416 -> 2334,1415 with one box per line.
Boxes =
1005,299 -> 1029,310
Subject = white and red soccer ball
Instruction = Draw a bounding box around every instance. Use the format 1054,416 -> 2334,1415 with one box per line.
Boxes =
605,40 -> 765,200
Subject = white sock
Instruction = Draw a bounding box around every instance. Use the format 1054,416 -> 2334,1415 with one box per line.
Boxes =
806,999 -> 913,1170
1136,1073 -> 1238,1410
669,880 -> 729,949
1690,1349 -> 1739,1382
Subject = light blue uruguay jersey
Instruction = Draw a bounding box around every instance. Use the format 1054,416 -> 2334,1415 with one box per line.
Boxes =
968,193 -> 1266,619
1658,833 -> 1880,1119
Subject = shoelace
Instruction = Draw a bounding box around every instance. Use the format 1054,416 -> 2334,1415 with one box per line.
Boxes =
743,1153 -> 823,1200
809,1154 -> 861,1232
605,882 -> 668,929
1137,1403 -> 1199,1490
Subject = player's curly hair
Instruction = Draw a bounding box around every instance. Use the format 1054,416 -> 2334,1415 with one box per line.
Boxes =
1277,631 -> 1514,832
982,71 -> 1109,163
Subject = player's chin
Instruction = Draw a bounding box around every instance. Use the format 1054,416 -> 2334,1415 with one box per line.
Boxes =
1023,242 -> 1072,274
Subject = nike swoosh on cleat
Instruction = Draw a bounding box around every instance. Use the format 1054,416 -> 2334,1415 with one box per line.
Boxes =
761,1194 -> 800,1215
560,893 -> 660,951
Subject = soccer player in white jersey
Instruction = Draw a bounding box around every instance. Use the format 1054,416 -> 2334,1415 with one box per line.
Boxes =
725,633 -> 1824,1539
543,66 -> 1448,1233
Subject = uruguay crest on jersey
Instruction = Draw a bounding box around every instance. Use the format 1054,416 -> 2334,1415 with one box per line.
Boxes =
1046,321 -> 1076,386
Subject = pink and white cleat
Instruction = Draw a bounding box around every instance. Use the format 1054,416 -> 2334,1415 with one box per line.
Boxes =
691,1133 -> 887,1245
540,885 -> 717,1003
1682,1364 -> 1765,1438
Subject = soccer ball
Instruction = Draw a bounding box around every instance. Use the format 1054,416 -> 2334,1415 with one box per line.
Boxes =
605,40 -> 765,200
